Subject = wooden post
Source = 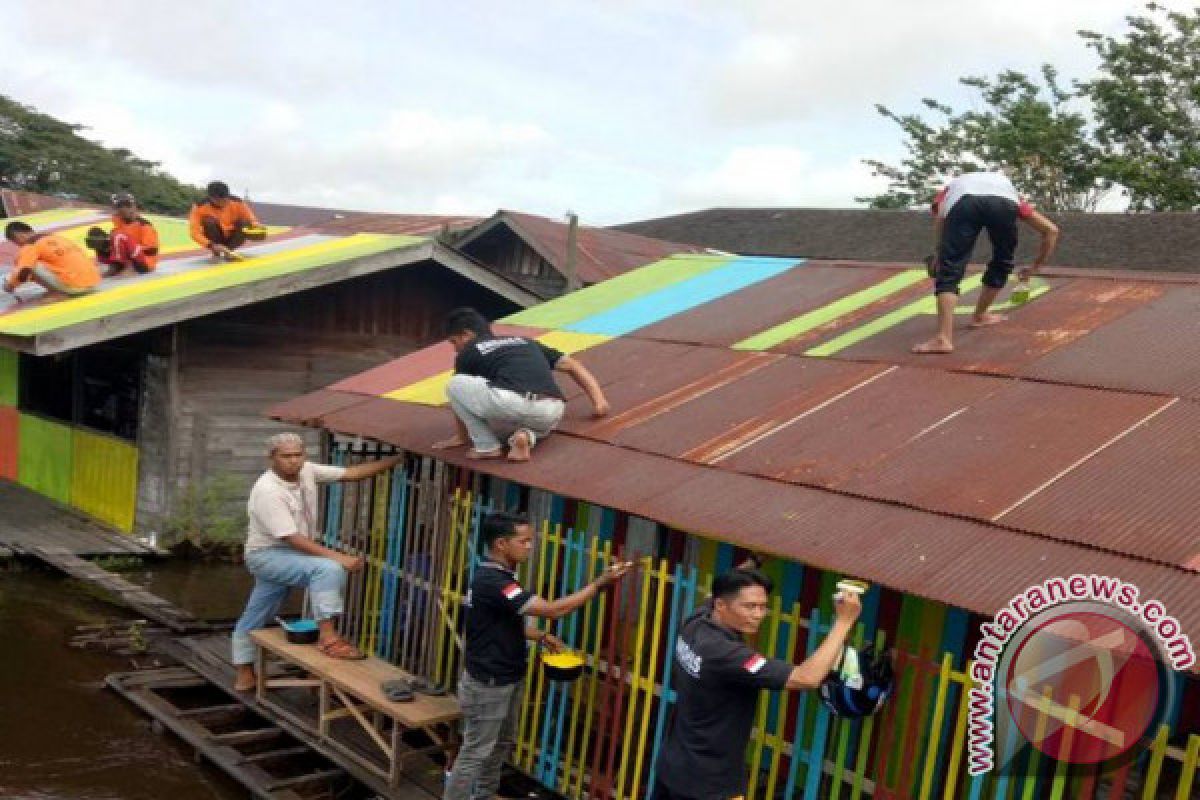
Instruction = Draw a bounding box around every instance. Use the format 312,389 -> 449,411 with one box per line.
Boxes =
564,212 -> 581,294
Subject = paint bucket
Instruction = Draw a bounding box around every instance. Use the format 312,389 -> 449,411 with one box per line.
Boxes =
541,650 -> 586,682
279,617 -> 319,645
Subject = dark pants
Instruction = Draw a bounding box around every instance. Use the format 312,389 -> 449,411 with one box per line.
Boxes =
651,778 -> 739,800
202,217 -> 248,250
935,195 -> 1019,295
96,232 -> 153,274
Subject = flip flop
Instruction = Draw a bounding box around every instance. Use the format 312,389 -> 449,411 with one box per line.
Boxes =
411,677 -> 447,696
381,679 -> 414,703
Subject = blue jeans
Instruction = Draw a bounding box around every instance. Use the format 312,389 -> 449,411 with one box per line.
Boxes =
231,546 -> 347,665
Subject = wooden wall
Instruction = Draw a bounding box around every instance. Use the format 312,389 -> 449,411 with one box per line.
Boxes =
460,226 -> 567,299
162,261 -> 521,521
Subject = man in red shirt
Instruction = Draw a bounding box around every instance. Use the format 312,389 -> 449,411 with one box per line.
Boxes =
913,171 -> 1060,354
86,193 -> 160,276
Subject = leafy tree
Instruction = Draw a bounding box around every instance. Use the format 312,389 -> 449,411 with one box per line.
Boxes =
860,67 -> 1106,211
1078,3 -> 1200,210
0,95 -> 199,214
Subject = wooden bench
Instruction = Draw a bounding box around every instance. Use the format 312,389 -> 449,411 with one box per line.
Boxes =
251,628 -> 461,786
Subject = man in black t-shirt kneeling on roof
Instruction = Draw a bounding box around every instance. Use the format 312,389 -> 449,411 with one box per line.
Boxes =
433,307 -> 611,462
654,569 -> 862,800
443,512 -> 632,800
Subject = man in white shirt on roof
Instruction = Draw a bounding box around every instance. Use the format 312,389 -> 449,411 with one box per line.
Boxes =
913,170 -> 1060,355
231,432 -> 402,691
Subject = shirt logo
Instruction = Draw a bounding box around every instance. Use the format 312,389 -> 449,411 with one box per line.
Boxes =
676,637 -> 702,678
743,654 -> 767,674
475,337 -> 526,355
502,583 -> 523,600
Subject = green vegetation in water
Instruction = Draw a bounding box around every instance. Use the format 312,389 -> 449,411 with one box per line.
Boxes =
161,472 -> 248,561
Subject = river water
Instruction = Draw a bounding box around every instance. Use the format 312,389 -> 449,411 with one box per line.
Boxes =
0,560 -> 271,800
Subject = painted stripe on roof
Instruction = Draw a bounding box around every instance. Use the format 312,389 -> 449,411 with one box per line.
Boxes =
502,254 -> 731,329
383,331 -> 610,406
734,269 -> 928,351
564,256 -> 804,336
0,233 -> 419,335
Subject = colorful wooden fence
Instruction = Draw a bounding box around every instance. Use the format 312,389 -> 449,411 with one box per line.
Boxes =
0,348 -> 140,532
322,444 -> 1200,800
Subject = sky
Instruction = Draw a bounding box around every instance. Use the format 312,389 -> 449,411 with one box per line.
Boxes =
0,1 -> 1189,225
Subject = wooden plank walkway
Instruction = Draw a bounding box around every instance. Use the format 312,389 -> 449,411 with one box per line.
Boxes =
32,545 -> 211,633
162,634 -> 444,800
106,667 -> 361,800
0,478 -> 159,557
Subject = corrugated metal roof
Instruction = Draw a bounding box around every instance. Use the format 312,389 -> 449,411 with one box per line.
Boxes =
272,253 -> 1200,657
457,210 -> 708,286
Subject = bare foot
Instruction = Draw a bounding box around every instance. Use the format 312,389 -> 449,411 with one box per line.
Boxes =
233,666 -> 257,692
466,448 -> 504,460
432,436 -> 466,450
912,337 -> 954,354
507,431 -> 532,462
970,313 -> 1007,328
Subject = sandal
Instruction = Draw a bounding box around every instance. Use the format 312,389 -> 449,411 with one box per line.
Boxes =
381,679 -> 414,702
317,637 -> 367,660
411,677 -> 447,696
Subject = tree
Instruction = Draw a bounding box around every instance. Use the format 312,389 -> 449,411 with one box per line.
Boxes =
1078,3 -> 1200,211
0,95 -> 200,214
860,67 -> 1107,211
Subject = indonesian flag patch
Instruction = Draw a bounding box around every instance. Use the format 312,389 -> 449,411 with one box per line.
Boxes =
743,654 -> 767,674
502,582 -> 523,601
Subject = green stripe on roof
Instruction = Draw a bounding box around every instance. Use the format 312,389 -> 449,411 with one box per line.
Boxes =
734,269 -> 927,351
503,253 -> 732,329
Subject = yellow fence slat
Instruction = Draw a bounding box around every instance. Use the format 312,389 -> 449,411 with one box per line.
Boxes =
70,428 -> 138,532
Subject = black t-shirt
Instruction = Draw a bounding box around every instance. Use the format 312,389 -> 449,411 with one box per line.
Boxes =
657,607 -> 792,800
463,562 -> 538,685
454,335 -> 565,399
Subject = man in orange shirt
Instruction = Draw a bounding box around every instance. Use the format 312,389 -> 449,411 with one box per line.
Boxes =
3,221 -> 101,297
188,181 -> 264,260
86,192 -> 160,276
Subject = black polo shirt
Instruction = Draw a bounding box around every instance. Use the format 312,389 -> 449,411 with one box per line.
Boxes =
454,335 -> 565,399
657,607 -> 792,800
463,562 -> 538,685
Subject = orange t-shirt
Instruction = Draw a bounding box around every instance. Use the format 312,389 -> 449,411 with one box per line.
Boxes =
111,214 -> 161,270
12,234 -> 101,289
188,197 -> 259,247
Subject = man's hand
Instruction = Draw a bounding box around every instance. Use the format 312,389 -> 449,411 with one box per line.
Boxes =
595,560 -> 634,588
833,590 -> 862,626
336,553 -> 365,573
431,435 -> 467,450
210,244 -> 232,259
591,399 -> 611,418
541,632 -> 566,653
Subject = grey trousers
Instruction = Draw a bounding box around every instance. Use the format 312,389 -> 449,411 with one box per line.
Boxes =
445,374 -> 564,453
444,671 -> 524,800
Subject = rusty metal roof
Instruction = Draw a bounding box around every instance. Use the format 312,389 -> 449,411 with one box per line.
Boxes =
272,254 -> 1200,651
456,210 -> 708,286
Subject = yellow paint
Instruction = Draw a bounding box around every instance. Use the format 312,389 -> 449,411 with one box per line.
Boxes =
1,233 -> 395,329
70,428 -> 138,532
616,555 -> 654,800
384,332 -> 611,406
918,654 -> 954,800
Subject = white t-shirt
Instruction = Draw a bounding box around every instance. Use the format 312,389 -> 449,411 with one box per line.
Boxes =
933,172 -> 1032,218
244,462 -> 346,552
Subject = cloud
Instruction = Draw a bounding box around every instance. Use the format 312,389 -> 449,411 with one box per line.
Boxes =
673,145 -> 886,209
704,0 -> 1198,125
189,105 -> 556,212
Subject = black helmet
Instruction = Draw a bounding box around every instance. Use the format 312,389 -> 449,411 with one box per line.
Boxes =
111,192 -> 136,208
819,644 -> 894,719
